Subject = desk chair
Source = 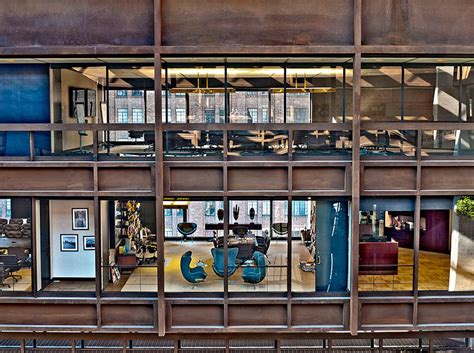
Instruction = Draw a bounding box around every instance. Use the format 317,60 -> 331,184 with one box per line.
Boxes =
0,255 -> 22,281
180,251 -> 207,286
0,262 -> 10,288
242,251 -> 268,284
177,222 -> 197,242
211,247 -> 239,278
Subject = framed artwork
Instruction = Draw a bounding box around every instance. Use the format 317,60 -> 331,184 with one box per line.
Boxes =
60,234 -> 78,252
72,208 -> 89,230
70,87 -> 96,117
83,236 -> 95,250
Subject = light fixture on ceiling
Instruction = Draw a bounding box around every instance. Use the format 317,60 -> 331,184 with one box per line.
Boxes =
271,73 -> 336,93
169,72 -> 234,94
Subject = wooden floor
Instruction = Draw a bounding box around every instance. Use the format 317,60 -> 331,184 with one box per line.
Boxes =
0,268 -> 31,292
358,247 -> 457,291
32,242 -> 472,293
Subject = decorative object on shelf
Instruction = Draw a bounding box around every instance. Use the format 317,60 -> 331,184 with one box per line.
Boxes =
60,234 -> 78,252
456,196 -> 474,218
72,208 -> 89,230
217,208 -> 224,222
249,207 -> 256,222
233,205 -> 240,223
83,236 -> 95,250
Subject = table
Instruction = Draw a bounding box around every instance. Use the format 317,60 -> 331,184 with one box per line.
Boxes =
205,223 -> 262,231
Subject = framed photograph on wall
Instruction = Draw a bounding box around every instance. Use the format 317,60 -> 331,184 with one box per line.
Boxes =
83,236 -> 95,250
72,208 -> 89,230
60,234 -> 78,252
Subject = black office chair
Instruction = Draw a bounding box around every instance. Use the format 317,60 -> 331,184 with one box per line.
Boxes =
0,255 -> 22,281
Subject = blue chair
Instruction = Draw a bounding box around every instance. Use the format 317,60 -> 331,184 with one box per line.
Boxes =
180,251 -> 207,284
242,251 -> 267,284
211,247 -> 239,278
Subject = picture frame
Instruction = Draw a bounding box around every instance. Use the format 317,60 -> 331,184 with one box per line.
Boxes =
83,236 -> 95,250
72,208 -> 89,230
60,234 -> 78,252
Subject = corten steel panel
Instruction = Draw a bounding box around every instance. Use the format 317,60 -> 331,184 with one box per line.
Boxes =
362,0 -> 474,45
418,303 -> 474,325
99,168 -> 153,191
228,167 -> 287,191
0,304 -> 96,326
291,304 -> 344,327
360,303 -> 412,326
101,304 -> 154,326
161,0 -> 353,46
167,167 -> 223,192
362,167 -> 416,191
0,0 -> 154,46
0,168 -> 93,191
292,167 -> 346,191
228,304 -> 286,326
421,167 -> 474,190
170,305 -> 224,327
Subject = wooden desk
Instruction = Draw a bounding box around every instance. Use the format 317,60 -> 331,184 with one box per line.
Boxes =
359,240 -> 398,275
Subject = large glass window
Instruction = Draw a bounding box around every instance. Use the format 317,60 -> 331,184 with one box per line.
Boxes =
228,199 -> 288,293
291,198 -> 349,293
164,66 -> 225,123
286,67 -> 346,123
101,198 -> 157,293
228,66 -> 284,123
36,199 -> 95,293
164,199 -> 224,293
419,197 -> 474,291
358,198 -> 415,292
0,198 -> 32,293
361,67 -> 402,121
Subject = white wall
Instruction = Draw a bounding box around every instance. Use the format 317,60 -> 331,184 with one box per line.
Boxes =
49,200 -> 95,278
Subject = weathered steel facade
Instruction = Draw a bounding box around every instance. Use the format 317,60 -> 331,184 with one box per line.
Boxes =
0,0 -> 473,350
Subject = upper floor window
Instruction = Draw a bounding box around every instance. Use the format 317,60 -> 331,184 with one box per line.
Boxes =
205,201 -> 216,216
131,90 -> 143,97
117,108 -> 128,123
176,108 -> 186,123
131,108 -> 143,123
247,108 -> 258,123
116,90 -> 128,97
292,201 -> 308,216
205,109 -> 215,123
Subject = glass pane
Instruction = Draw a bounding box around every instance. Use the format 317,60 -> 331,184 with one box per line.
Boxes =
228,199 -> 287,292
98,130 -> 155,159
164,200 -> 224,293
404,66 -> 462,122
102,199 -> 157,293
108,66 -> 155,123
361,66 -> 402,121
292,130 -> 352,158
419,197 -> 474,291
51,66 -> 107,124
286,67 -> 346,123
228,67 -> 284,123
165,66 -> 225,123
228,130 -> 288,157
360,130 -> 416,157
163,130 -> 223,158
292,199 -> 349,293
359,198 -> 415,291
421,130 -> 474,157
0,198 -> 32,293
38,199 -> 95,292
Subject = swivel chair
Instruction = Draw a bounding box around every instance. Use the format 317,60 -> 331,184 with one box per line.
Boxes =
177,222 -> 197,242
211,247 -> 239,278
180,251 -> 207,284
242,251 -> 267,284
